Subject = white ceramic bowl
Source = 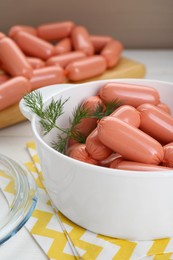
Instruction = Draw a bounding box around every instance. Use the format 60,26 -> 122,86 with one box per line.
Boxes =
20,79 -> 173,240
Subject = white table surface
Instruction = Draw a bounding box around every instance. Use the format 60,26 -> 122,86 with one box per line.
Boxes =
0,50 -> 173,260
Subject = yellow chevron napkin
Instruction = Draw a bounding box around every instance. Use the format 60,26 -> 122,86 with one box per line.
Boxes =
24,141 -> 173,260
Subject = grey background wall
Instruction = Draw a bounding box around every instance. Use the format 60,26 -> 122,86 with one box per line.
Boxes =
0,0 -> 173,48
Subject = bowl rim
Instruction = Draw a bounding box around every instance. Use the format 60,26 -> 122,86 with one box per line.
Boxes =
31,78 -> 173,178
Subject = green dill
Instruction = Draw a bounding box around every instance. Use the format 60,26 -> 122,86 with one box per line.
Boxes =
70,104 -> 90,129
23,91 -> 44,118
24,92 -> 69,135
70,130 -> 86,144
23,91 -> 122,154
92,103 -> 105,119
51,135 -> 68,154
92,99 -> 122,119
103,99 -> 123,117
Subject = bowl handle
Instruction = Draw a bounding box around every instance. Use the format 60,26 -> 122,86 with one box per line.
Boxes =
19,83 -> 72,121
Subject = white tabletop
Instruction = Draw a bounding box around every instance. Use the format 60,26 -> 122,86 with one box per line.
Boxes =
0,50 -> 173,259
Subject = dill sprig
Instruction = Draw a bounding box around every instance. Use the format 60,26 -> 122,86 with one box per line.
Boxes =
70,130 -> 86,144
51,135 -> 68,154
23,91 -> 69,135
23,91 -> 44,118
70,104 -> 90,129
23,91 -> 122,154
40,98 -> 69,135
92,99 -> 122,119
102,98 -> 123,117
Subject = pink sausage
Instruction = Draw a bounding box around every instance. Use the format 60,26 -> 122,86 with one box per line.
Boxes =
27,57 -> 45,69
81,95 -> 105,112
0,63 -> 10,75
71,26 -> 94,56
73,117 -> 97,138
101,40 -> 123,68
137,103 -> 173,144
0,74 -> 10,84
163,142 -> 173,167
30,66 -> 65,90
46,51 -> 87,68
86,129 -> 112,160
90,35 -> 112,53
67,138 -> 79,147
66,55 -> 107,81
111,105 -> 141,128
13,31 -> 55,60
73,95 -> 104,137
86,105 -> 140,160
109,156 -> 124,168
111,160 -> 171,171
157,102 -> 171,114
0,77 -> 31,111
37,21 -> 75,41
0,32 -> 6,40
97,116 -> 164,164
9,25 -> 37,38
67,143 -> 98,165
99,83 -> 160,107
54,38 -> 72,55
0,37 -> 33,78
99,153 -> 122,167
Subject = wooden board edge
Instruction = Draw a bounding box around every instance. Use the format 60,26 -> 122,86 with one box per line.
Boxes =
0,103 -> 26,129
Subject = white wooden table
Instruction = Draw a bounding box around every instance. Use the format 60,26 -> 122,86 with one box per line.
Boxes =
0,50 -> 173,260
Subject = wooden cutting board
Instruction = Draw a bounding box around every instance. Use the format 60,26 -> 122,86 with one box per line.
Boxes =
0,57 -> 146,129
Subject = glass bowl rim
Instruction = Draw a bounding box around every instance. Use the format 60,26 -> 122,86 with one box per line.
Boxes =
0,153 -> 38,245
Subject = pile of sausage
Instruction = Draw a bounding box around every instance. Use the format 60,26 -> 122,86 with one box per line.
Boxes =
66,82 -> 173,171
0,21 -> 123,111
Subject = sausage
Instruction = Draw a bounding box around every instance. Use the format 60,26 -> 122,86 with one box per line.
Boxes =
0,32 -> 6,40
30,66 -> 65,90
0,74 -> 10,84
110,160 -> 171,171
99,153 -> 122,167
46,51 -> 87,68
109,156 -> 124,168
66,55 -> 107,81
9,25 -> 37,38
72,117 -> 97,138
163,142 -> 173,167
73,95 -> 104,137
97,116 -> 164,164
0,76 -> 31,111
71,26 -> 94,56
157,102 -> 171,114
82,95 -> 105,112
86,129 -> 112,160
37,21 -> 75,41
99,83 -> 160,107
27,57 -> 45,69
67,143 -> 98,165
137,103 -> 173,144
101,40 -> 123,68
0,63 -> 10,74
86,105 -> 140,160
13,31 -> 55,60
111,105 -> 141,128
67,138 -> 79,147
54,38 -> 72,55
0,37 -> 33,78
90,35 -> 112,53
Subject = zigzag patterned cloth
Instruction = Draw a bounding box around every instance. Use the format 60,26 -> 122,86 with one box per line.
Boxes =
1,141 -> 173,259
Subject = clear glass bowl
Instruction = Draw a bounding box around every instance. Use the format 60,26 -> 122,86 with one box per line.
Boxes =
0,153 -> 38,245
